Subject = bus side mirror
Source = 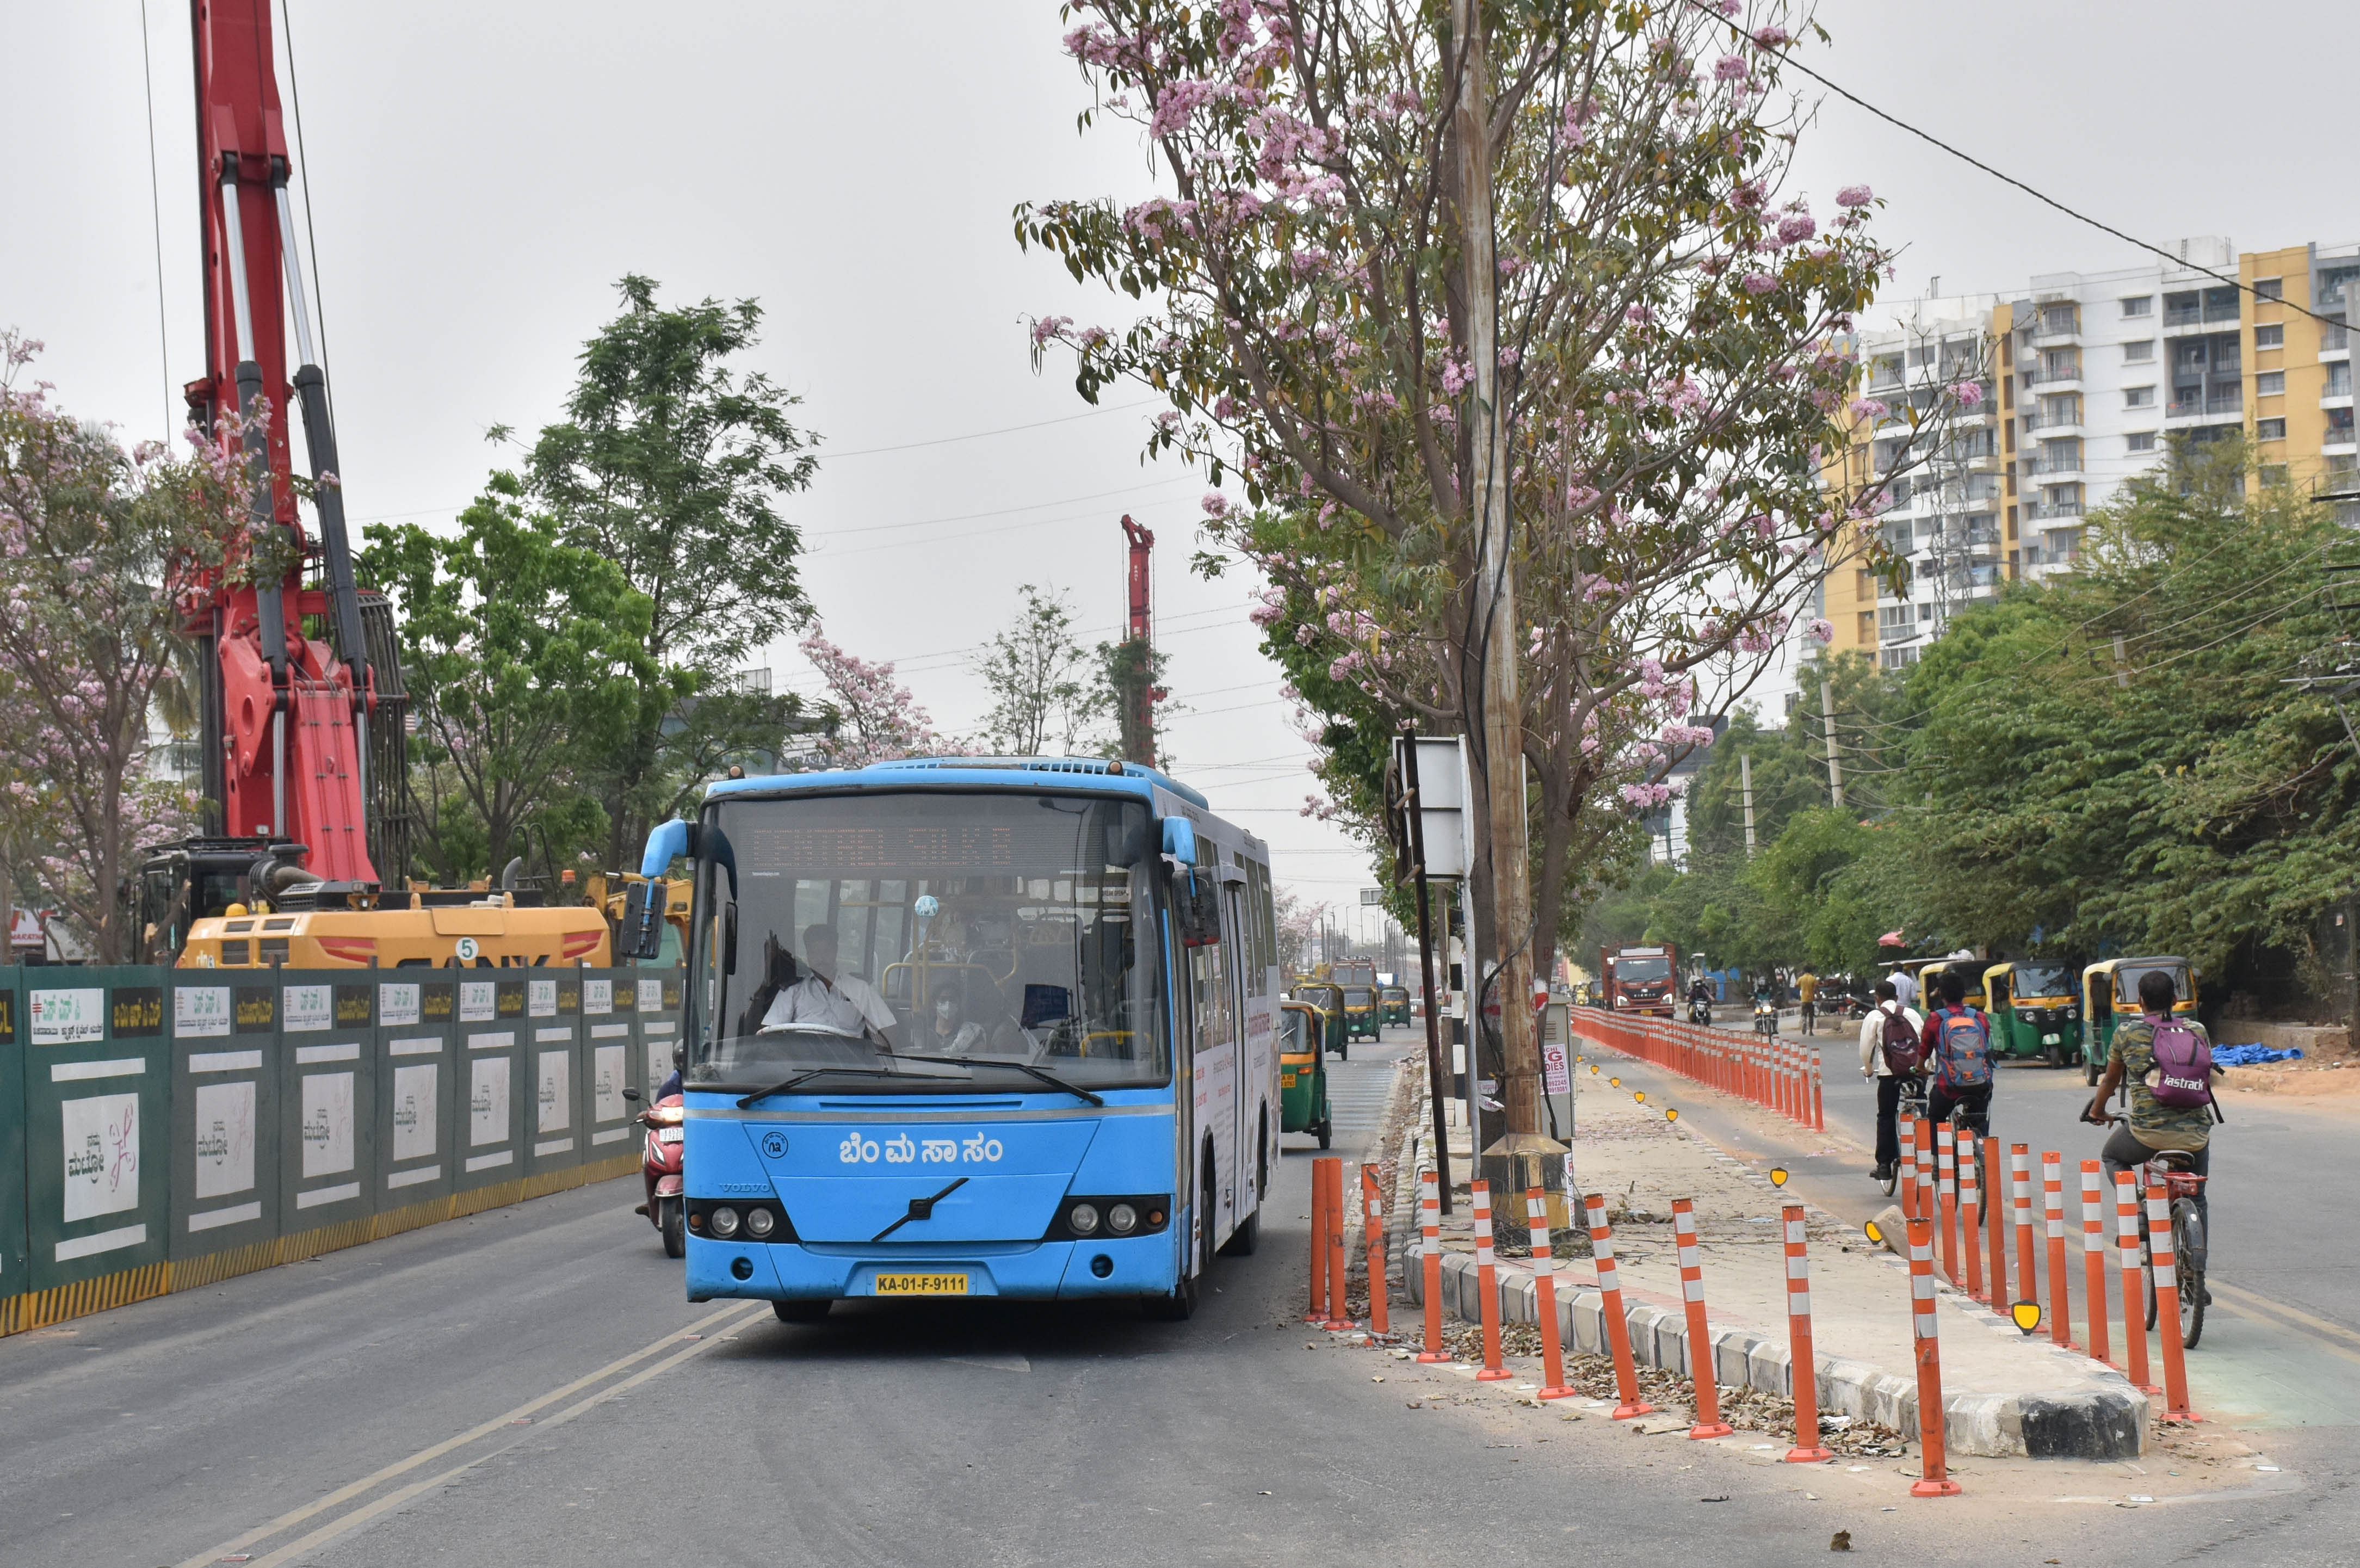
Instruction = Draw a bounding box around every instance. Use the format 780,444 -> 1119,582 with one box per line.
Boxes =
619,881 -> 666,962
1162,818 -> 1221,948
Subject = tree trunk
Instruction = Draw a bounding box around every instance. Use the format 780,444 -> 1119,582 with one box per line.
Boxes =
1452,0 -> 1541,1145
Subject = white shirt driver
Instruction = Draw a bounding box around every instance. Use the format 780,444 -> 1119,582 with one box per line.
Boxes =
759,973 -> 896,1037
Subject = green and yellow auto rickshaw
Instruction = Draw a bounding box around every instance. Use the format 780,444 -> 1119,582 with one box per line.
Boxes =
1290,981 -> 1350,1060
2079,956 -> 2200,1085
1340,985 -> 1381,1043
1278,1000 -> 1333,1149
1981,960 -> 2083,1067
1379,985 -> 1411,1027
1915,958 -> 1987,1014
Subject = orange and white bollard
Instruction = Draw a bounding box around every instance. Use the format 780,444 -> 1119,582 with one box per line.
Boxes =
2115,1171 -> 2157,1394
2011,1144 -> 2037,1311
1781,1204 -> 1832,1462
1306,1157 -> 1330,1323
2145,1184 -> 2198,1423
1324,1159 -> 1353,1329
2042,1152 -> 2072,1348
1583,1193 -> 1656,1419
1469,1181 -> 1511,1381
1360,1163 -> 1389,1337
2079,1160 -> 2111,1365
1898,1110 -> 1920,1223
1985,1131 -> 2009,1308
1415,1170 -> 1449,1363
1528,1185 -> 1574,1400
1906,1216 -> 1961,1497
1914,1117 -> 1936,1232
1957,1129 -> 1984,1301
1809,1044 -> 1826,1131
1672,1197 -> 1732,1439
1936,1127 -> 1960,1285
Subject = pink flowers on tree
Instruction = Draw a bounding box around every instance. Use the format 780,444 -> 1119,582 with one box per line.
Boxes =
797,631 -> 959,768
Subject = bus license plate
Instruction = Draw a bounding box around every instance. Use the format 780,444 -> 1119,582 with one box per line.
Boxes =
875,1272 -> 969,1296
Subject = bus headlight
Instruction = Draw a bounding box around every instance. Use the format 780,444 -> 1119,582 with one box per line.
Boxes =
1108,1202 -> 1139,1235
709,1205 -> 741,1239
1067,1202 -> 1101,1236
744,1207 -> 776,1239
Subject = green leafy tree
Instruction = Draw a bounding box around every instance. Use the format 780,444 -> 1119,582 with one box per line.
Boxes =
973,584 -> 1109,756
361,474 -> 658,884
517,276 -> 821,865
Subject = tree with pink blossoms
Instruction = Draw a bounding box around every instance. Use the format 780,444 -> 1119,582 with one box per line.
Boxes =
798,631 -> 962,768
0,333 -> 242,961
1022,0 -> 1976,1138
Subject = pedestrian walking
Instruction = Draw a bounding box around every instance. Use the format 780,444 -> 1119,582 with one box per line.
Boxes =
1858,979 -> 1925,1183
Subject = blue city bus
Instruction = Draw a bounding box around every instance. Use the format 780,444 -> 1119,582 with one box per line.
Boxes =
624,757 -> 1282,1321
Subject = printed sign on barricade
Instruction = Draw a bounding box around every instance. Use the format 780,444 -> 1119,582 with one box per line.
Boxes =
276,976 -> 377,1232
454,977 -> 527,1193
168,974 -> 279,1260
581,973 -> 640,1162
24,968 -> 172,1293
375,978 -> 458,1213
635,972 -> 683,1105
523,974 -> 582,1178
0,976 -> 25,1292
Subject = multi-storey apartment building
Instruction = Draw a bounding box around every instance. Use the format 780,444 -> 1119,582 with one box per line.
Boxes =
1822,237 -> 2360,669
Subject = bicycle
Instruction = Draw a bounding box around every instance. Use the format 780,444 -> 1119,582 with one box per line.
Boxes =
2137,1150 -> 2207,1349
1878,1076 -> 1931,1197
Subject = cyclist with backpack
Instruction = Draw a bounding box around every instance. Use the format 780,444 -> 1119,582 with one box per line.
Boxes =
1857,978 -> 1925,1182
1918,968 -> 1996,1134
2088,968 -> 2220,1234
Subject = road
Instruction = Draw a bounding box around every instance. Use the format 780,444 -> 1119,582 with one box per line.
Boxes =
6,1024 -> 2359,1565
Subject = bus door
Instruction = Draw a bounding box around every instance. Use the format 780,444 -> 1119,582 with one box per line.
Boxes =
1222,866 -> 1262,1225
1184,844 -> 1239,1252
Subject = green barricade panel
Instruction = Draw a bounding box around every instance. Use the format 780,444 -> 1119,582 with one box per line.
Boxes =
378,979 -> 458,1209
636,971 -> 683,1103
277,976 -> 376,1230
455,978 -> 524,1190
523,976 -> 580,1176
168,976 -> 279,1259
26,969 -> 171,1292
0,976 -> 27,1293
582,974 -> 638,1159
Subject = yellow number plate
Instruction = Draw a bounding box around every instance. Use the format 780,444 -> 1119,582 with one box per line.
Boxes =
874,1271 -> 969,1296
1281,1072 -> 1298,1088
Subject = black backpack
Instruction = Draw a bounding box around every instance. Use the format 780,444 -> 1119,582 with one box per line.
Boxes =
1879,1005 -> 1923,1075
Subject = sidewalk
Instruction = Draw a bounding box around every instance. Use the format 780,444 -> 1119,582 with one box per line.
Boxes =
1390,1050 -> 2154,1459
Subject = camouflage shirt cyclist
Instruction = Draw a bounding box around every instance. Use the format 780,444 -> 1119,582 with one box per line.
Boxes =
2105,1013 -> 2217,1153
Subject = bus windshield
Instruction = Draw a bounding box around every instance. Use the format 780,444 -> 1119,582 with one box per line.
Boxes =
2013,964 -> 2070,999
685,791 -> 1170,1095
1615,955 -> 1671,984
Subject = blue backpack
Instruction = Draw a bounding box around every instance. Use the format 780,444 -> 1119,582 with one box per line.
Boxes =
1932,1006 -> 1993,1090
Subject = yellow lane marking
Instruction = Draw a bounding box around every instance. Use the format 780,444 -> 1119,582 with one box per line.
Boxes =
2211,1281 -> 2360,1362
176,1299 -> 769,1568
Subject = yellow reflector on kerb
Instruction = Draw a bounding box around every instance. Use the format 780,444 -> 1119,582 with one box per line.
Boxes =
2011,1301 -> 2043,1334
1665,1108 -> 1679,1122
1863,1219 -> 1883,1245
1633,1090 -> 1646,1103
1609,1077 -> 1622,1088
1770,1166 -> 1790,1188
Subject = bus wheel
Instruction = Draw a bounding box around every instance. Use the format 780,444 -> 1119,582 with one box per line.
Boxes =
772,1299 -> 831,1324
1221,1210 -> 1259,1257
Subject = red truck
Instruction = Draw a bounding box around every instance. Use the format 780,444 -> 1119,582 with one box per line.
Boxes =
1600,944 -> 1678,1017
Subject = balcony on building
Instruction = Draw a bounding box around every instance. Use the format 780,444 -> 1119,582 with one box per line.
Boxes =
2027,304 -> 2080,347
2164,287 -> 2242,333
2025,496 -> 2084,522
2023,361 -> 2082,391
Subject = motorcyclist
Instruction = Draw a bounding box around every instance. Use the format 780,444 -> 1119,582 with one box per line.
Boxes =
2087,968 -> 2219,1237
1857,979 -> 1924,1183
1688,974 -> 1715,1023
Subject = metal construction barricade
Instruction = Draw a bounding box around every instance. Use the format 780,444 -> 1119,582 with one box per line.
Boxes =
0,980 -> 27,1294
451,977 -> 527,1195
523,974 -> 584,1184
581,973 -> 640,1162
168,973 -> 279,1269
277,974 -> 378,1245
23,969 -> 174,1300
376,977 -> 460,1221
635,971 -> 683,1102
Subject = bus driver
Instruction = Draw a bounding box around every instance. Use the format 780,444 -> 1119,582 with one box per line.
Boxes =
760,924 -> 898,1042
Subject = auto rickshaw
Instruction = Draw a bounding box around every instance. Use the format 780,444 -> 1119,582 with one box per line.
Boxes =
1290,981 -> 1351,1060
1277,1000 -> 1333,1149
1981,959 -> 2083,1067
1915,958 -> 1986,1014
1340,985 -> 1381,1042
2079,956 -> 2200,1085
1379,985 -> 1411,1027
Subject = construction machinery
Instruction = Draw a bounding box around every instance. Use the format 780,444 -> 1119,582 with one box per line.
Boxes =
135,0 -> 606,968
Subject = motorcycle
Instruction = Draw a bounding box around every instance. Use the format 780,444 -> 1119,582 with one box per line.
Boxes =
623,1084 -> 686,1257
1752,998 -> 1780,1036
1688,995 -> 1714,1026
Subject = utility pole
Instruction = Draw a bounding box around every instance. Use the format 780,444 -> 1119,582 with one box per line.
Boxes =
1819,672 -> 1845,809
1741,751 -> 1758,856
1452,0 -> 1555,1208
1400,732 -> 1455,1212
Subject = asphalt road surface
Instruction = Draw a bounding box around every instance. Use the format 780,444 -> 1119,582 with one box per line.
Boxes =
8,1025 -> 2360,1565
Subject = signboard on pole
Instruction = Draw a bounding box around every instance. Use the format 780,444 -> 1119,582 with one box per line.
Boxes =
1392,734 -> 1471,880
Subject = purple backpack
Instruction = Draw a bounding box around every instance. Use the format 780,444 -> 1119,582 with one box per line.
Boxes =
2148,1016 -> 2214,1108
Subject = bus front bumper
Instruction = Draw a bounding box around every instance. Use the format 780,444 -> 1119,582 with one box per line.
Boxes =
685,1234 -> 1177,1302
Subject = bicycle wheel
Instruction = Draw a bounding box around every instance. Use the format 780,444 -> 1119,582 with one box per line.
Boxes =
2174,1200 -> 2205,1350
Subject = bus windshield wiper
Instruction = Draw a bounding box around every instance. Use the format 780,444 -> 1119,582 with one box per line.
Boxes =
736,1066 -> 904,1108
894,1054 -> 1105,1107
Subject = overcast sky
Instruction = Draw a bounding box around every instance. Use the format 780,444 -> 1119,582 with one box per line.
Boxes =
3,0 -> 2353,916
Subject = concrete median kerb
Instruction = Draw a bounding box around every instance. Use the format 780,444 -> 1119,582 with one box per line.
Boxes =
1399,1060 -> 2148,1461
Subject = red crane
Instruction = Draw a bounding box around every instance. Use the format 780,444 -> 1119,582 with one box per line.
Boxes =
1120,515 -> 1157,767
